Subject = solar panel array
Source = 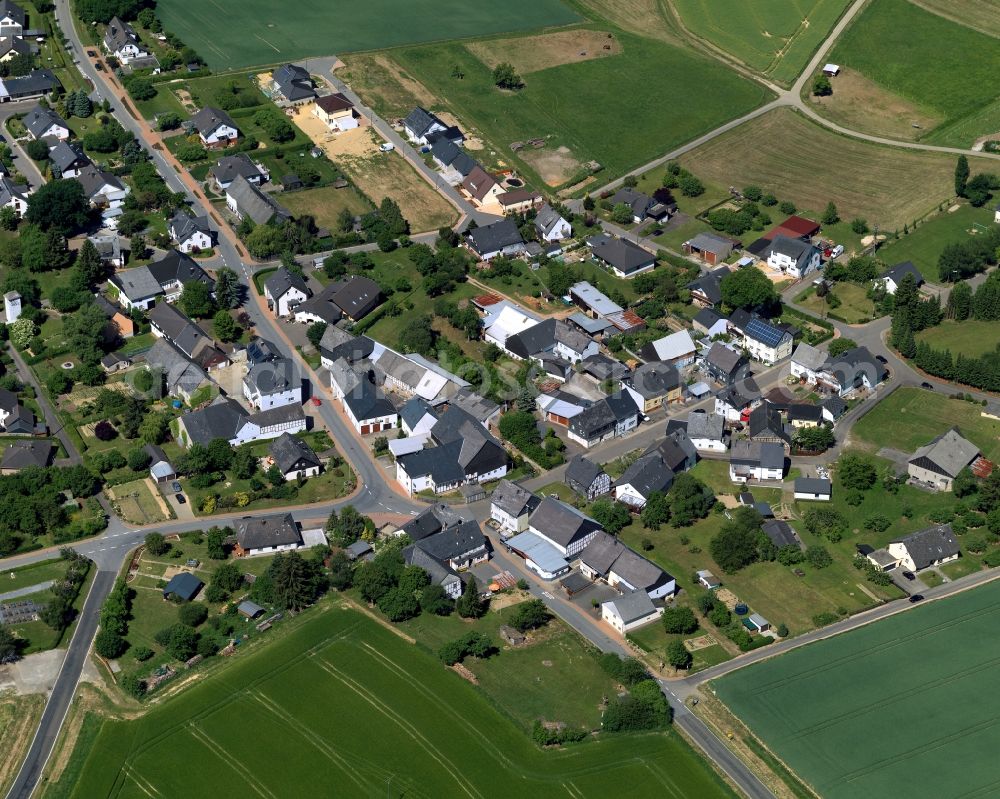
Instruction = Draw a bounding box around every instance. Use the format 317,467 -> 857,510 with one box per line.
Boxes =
745,317 -> 786,348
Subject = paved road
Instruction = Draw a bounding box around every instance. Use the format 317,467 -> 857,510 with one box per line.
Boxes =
0,100 -> 46,189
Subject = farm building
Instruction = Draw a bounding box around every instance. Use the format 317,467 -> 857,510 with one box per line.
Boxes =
162,572 -> 203,602
683,232 -> 733,265
794,477 -> 832,501
601,590 -> 662,634
907,428 -> 985,491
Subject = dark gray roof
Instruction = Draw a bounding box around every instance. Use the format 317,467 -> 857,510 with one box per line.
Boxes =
401,503 -> 463,542
748,402 -> 788,442
507,318 -> 556,360
397,442 -> 466,486
403,106 -> 443,138
103,15 -> 139,53
788,403 -> 823,422
687,409 -> 724,441
587,234 -> 656,274
565,455 -> 604,493
75,163 -> 124,200
694,307 -> 725,330
430,139 -> 477,176
1,439 -> 53,470
467,218 -> 523,256
822,395 -> 847,417
47,140 -> 89,173
162,571 -> 202,601
761,519 -> 798,549
618,453 -> 673,498
610,186 -> 653,218
342,378 -> 395,423
416,520 -> 486,562
146,338 -> 208,396
580,353 -> 630,382
272,63 -> 315,101
169,211 -> 213,244
490,479 -> 537,517
403,543 -> 465,591
236,513 -> 302,550
829,346 -> 888,390
687,267 -> 730,304
143,443 -> 170,467
729,440 -> 784,470
264,266 -> 310,301
448,389 -> 500,425
180,397 -> 249,445
704,342 -> 744,376
687,232 -> 734,257
607,590 -> 658,624
245,357 -> 295,395
569,392 -> 639,437
147,250 -> 213,290
227,174 -> 291,225
715,383 -> 758,411
431,405 -> 506,474
893,524 -> 959,570
0,1 -> 25,27
630,361 -> 680,399
24,106 -> 67,140
0,175 -> 28,207
908,427 -> 980,479
399,396 -> 436,430
299,275 -> 382,322
794,477 -> 831,495
769,235 -> 815,263
191,106 -> 237,137
535,203 -> 566,237
269,432 -> 321,474
885,261 -> 924,286
529,497 -> 601,547
211,153 -> 265,185
6,69 -> 60,99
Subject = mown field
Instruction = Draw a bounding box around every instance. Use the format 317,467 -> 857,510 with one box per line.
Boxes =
910,0 -> 1000,38
876,203 -> 994,281
828,0 -> 1000,146
917,320 -> 1000,359
678,108 -> 994,229
156,0 -> 579,70
714,580 -> 1000,799
672,0 -> 850,84
54,605 -> 736,799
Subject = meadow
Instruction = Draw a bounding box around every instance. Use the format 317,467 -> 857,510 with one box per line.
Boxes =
672,0 -> 850,84
53,605 -> 736,799
916,320 -> 1000,359
713,580 -> 1000,799
829,0 -> 1000,146
876,204 -> 995,281
155,0 -> 580,70
678,108 -> 995,229
910,0 -> 1000,38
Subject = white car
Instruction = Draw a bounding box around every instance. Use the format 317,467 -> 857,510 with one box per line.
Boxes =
379,142 -> 395,152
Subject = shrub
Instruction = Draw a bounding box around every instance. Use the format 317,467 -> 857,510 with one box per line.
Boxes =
94,420 -> 117,441
178,602 -> 208,627
94,628 -> 128,659
661,605 -> 698,634
132,645 -> 153,662
864,514 -> 891,532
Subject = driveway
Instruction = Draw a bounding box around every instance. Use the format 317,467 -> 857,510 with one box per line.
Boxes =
163,488 -> 195,522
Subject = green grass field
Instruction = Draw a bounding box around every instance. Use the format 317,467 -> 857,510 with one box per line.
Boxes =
876,204 -> 995,281
917,320 -> 1000,359
852,387 -> 1000,462
714,580 -> 1000,799
672,0 -> 850,84
156,0 -> 580,70
56,604 -> 736,799
829,0 -> 1000,146
795,282 -> 877,324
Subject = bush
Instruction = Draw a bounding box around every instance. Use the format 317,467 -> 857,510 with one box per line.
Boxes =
805,545 -> 832,569
178,602 -> 208,627
864,514 -> 891,532
661,605 -> 698,634
119,673 -> 147,699
144,532 -> 169,556
132,645 -> 153,662
438,631 -> 496,665
94,628 -> 128,659
507,599 -> 551,632
94,420 -> 117,441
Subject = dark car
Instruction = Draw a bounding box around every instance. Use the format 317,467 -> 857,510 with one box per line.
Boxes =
171,481 -> 182,493
921,382 -> 934,390
86,49 -> 96,57
95,62 -> 104,71
176,493 -> 186,504
908,594 -> 924,603
875,355 -> 888,364
902,571 -> 915,581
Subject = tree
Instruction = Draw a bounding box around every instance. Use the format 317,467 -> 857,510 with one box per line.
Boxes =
805,545 -> 832,569
355,550 -> 403,603
26,138 -> 49,161
666,638 -> 692,670
144,532 -> 169,556
850,217 -> 869,235
812,74 -> 832,96
212,310 -> 239,342
139,412 -> 170,445
965,173 -> 996,207
420,584 -> 453,615
508,599 -> 551,632
827,338 -> 858,357
720,266 -> 778,311
955,155 -> 970,197
661,605 -> 698,634
0,206 -> 16,231
838,452 -> 877,490
377,586 -> 421,622
178,281 -> 215,318
397,314 -> 435,355
953,467 -> 978,498
709,507 -> 763,573
178,602 -> 208,627
678,173 -> 704,197
72,239 -> 104,292
590,499 -> 632,535
668,473 -> 715,526
252,108 -> 295,142
947,281 -> 973,321
124,76 -> 156,101
211,561 -> 244,593
794,425 -> 834,452
306,321 -> 327,350
207,529 -> 227,560
492,62 -> 522,90
267,552 -> 326,611
25,178 -> 90,234
0,627 -> 18,663
803,507 -> 849,542
611,203 -> 634,224
214,267 -> 240,309
94,628 -> 128,659
456,576 -> 486,619
8,317 -> 35,350
821,201 -> 839,225
640,490 -> 671,529
165,623 -> 198,661
326,505 -> 367,547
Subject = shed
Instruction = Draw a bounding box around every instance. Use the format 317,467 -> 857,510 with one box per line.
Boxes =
162,572 -> 203,601
745,613 -> 770,632
458,483 -> 487,504
238,600 -> 265,619
559,570 -> 592,596
697,569 -> 721,589
344,540 -> 374,562
823,63 -> 840,76
499,624 -> 526,646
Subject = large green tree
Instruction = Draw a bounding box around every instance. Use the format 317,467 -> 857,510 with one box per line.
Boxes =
25,179 -> 90,235
720,267 -> 778,311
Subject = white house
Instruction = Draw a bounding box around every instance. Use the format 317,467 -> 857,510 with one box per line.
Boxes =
742,317 -> 793,365
879,261 -> 924,295
483,301 -> 540,352
0,0 -> 24,37
534,203 -> 571,242
399,396 -> 437,437
886,524 -> 960,572
527,497 -> 601,558
790,342 -> 829,384
269,432 -> 321,481
263,267 -> 311,317
766,236 -> 821,279
192,106 -> 240,149
614,453 -> 673,509
234,514 -> 303,558
242,358 -> 302,410
490,479 -> 538,535
102,16 -> 148,64
793,477 -> 832,501
686,410 -> 727,452
168,212 -> 215,254
729,441 -> 784,483
3,290 -> 20,323
0,175 -> 28,217
24,106 -> 69,141
342,380 -> 398,435
601,592 -> 662,634
312,93 -> 358,132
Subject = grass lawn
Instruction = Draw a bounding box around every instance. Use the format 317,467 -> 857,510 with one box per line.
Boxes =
876,203 -> 995,281
5,561 -> 94,656
132,86 -> 190,122
941,556 -> 982,580
157,0 -> 579,70
384,30 -> 770,189
672,0 -> 851,85
916,320 -> 1000,359
678,107 -> 996,230
107,479 -> 172,525
795,282 -> 877,324
829,0 -> 1000,147
713,580 -> 1000,799
0,558 -> 72,593
852,387 -> 1000,462
278,184 -> 373,231
56,603 -> 736,799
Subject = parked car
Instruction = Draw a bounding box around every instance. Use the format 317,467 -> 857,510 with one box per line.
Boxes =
95,62 -> 104,71
875,355 -> 887,364
902,571 -> 915,581
920,382 -> 934,390
176,493 -> 186,504
908,594 -> 924,603
379,142 -> 395,152
171,481 -> 182,493
86,49 -> 96,57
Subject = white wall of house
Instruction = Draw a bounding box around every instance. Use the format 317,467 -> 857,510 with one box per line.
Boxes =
529,527 -> 598,558
200,125 -> 239,147
245,541 -> 300,557
601,602 -> 662,634
553,339 -> 599,364
540,217 -> 571,241
690,435 -> 727,452
31,122 -> 69,141
402,414 -> 435,437
615,483 -> 648,508
794,489 -> 830,501
176,231 -> 213,253
343,401 -> 397,435
767,249 -> 820,278
490,505 -> 529,534
609,569 -> 675,600
744,335 -> 792,365
907,463 -> 954,491
282,464 -> 320,481
266,286 -> 309,317
244,382 -> 302,411
729,463 -> 783,482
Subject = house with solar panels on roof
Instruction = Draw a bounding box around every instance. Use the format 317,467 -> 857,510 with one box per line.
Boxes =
740,316 -> 793,365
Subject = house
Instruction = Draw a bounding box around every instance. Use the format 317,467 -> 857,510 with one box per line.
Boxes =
402,106 -> 452,145
0,390 -> 32,434
147,250 -> 213,302
505,530 -> 570,580
414,519 -> 489,572
497,189 -> 542,215
318,327 -> 374,370
580,532 -> 677,601
714,383 -> 760,422
466,218 -> 525,261
767,215 -> 821,241
794,477 -> 832,501
448,389 -> 501,428
490,479 -> 539,534
615,453 -> 673,508
482,301 -> 540,351
569,282 -> 623,320
161,572 -> 203,601
684,232 -> 734,265
610,187 -> 666,223
1,70 -> 60,102
144,444 -> 176,483
344,540 -> 374,562
822,395 -> 847,423
567,392 -> 640,449
0,175 -> 28,217
430,139 -> 478,184
693,307 -> 728,338
313,93 -> 358,131
580,352 -> 630,383
377,349 -> 469,403
587,234 -> 656,278
788,402 -> 823,428
148,300 -> 228,373
103,16 -> 148,64
2,290 -> 18,323
536,389 -> 590,426
169,212 -> 215,253
401,503 -> 464,542
76,163 -> 130,223
565,455 -> 611,500
294,276 -> 382,324
100,351 -> 131,374
640,329 -> 696,367
0,0 -> 24,37
623,361 -> 681,413
601,591 -> 662,634
528,497 -> 601,557
687,266 -> 731,307
790,342 -> 829,383
243,357 -> 301,410
191,106 -> 240,148
210,153 -> 268,190
697,570 -> 721,590
403,543 -> 467,599
742,316 -> 793,365
226,174 -> 291,225
399,396 -> 437,436
747,402 -> 791,451
687,409 -> 727,452
702,342 -> 746,386
879,261 -> 924,295
1,439 -> 54,473
553,321 -> 598,363
271,63 -> 315,103
825,346 -> 888,397
761,519 -> 799,549
177,396 -> 307,448
766,236 -> 821,278
645,428 -> 697,475
47,140 -> 90,179
907,427 -> 983,491
269,432 -> 321,481
339,373 -> 397,435
89,234 -> 125,268
0,35 -> 30,64
264,266 -> 311,317
462,165 -> 503,207
109,266 -> 167,312
535,203 -> 571,241
729,440 -> 784,482
144,338 -> 211,403
886,524 -> 960,572
234,513 -> 303,557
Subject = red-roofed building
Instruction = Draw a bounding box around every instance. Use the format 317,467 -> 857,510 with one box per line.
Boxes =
764,215 -> 821,241
606,309 -> 645,334
472,294 -> 503,312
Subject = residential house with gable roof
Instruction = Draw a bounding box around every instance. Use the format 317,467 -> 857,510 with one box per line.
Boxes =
687,266 -> 731,307
907,428 -> 984,491
234,513 -> 303,557
47,140 -> 90,179
169,211 -> 215,253
270,64 -> 316,104
567,392 -> 640,449
226,174 -> 291,225
192,106 -> 239,148
615,453 -> 673,508
243,357 -> 301,410
766,235 -> 821,278
0,0 -> 24,37
528,497 -> 601,557
742,316 -> 793,365
587,233 -> 656,278
535,203 -> 571,241
702,342 -> 746,386
264,266 -> 311,317
885,524 -> 960,572
268,432 -> 321,481
579,531 -> 676,599
466,218 -> 525,261
24,106 -> 68,141
210,153 -> 269,190
879,261 -> 924,295
565,455 -> 611,500
102,16 -> 149,64
729,440 -> 784,482
490,479 -> 539,534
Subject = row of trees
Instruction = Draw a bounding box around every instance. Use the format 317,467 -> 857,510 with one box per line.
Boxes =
598,654 -> 672,731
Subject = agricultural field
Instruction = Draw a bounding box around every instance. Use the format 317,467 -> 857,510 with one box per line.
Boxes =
713,580 -> 1000,799
917,320 -> 1000,359
380,30 -> 770,189
828,0 -> 1000,146
0,694 -> 45,798
910,0 -> 1000,38
876,204 -> 995,281
678,108 -> 995,229
852,387 -> 1000,462
672,0 -> 850,84
106,479 -> 172,525
156,0 -> 580,70
53,605 -> 736,799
